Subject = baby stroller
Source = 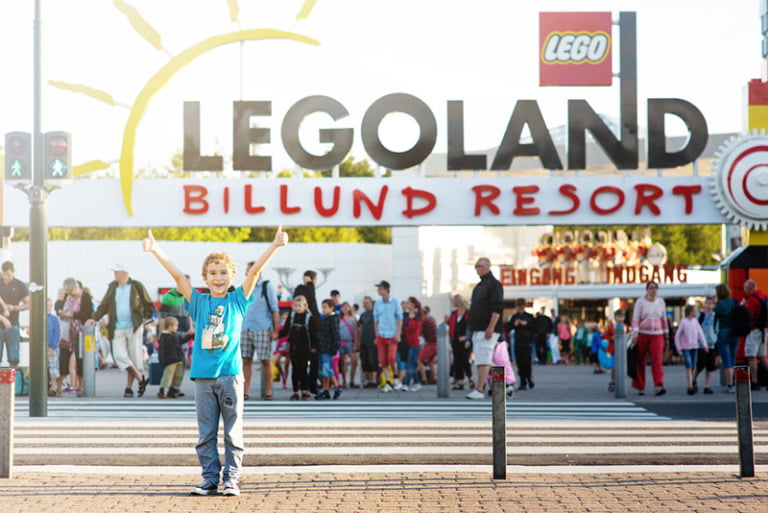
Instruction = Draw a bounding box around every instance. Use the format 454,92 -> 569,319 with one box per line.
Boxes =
486,339 -> 517,398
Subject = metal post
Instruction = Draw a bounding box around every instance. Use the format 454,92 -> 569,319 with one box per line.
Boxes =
81,325 -> 97,397
490,365 -> 506,480
437,323 -> 450,398
0,368 -> 15,478
28,0 -> 48,417
734,365 -> 755,478
260,361 -> 267,400
614,323 -> 627,399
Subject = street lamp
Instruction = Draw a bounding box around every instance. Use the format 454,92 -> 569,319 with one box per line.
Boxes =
316,267 -> 335,288
273,267 -> 296,291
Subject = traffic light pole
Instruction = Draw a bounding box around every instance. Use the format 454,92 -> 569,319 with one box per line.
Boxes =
28,0 -> 47,417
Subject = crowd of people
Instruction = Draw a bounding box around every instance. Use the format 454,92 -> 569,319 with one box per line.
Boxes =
3,236 -> 768,496
4,258 -> 768,403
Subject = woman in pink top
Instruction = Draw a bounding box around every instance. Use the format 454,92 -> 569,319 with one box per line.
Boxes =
631,281 -> 669,396
674,304 -> 708,396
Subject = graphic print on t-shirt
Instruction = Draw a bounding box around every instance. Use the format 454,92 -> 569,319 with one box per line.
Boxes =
202,304 -> 228,351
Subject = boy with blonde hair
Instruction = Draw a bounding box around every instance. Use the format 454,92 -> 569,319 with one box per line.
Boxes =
143,226 -> 288,497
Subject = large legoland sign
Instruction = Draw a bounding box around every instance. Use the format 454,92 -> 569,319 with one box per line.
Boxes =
1,11 -> 757,227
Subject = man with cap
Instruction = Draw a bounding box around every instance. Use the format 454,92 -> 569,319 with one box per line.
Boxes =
373,280 -> 402,392
87,264 -> 155,397
330,289 -> 342,313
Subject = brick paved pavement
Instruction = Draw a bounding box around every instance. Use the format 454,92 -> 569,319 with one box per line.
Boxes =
2,471 -> 766,513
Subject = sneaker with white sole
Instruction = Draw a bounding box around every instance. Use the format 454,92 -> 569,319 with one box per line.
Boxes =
410,383 -> 422,392
466,389 -> 485,400
222,480 -> 240,496
191,480 -> 219,495
381,384 -> 393,393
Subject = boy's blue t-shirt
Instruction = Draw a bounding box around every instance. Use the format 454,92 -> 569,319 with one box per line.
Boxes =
185,286 -> 254,379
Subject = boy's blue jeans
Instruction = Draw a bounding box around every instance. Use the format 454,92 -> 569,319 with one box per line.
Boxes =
194,375 -> 244,484
405,346 -> 421,386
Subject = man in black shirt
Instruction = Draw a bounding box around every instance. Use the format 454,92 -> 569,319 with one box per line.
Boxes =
508,299 -> 536,390
466,257 -> 504,400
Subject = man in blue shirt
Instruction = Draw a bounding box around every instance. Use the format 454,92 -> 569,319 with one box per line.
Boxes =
373,280 -> 402,392
88,264 -> 155,398
240,266 -> 279,400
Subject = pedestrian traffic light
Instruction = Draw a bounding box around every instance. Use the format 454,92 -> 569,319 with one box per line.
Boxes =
4,132 -> 31,181
43,131 -> 71,181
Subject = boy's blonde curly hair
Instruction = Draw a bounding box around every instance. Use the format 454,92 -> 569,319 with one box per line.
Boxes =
202,251 -> 236,278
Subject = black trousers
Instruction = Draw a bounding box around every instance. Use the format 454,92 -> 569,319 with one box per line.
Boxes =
535,335 -> 548,364
290,347 -> 311,392
451,339 -> 472,381
515,342 -> 534,386
307,351 -> 319,393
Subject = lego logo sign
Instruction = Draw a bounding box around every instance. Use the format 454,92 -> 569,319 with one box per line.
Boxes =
539,12 -> 613,86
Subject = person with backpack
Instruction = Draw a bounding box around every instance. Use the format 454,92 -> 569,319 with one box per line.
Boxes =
742,279 -> 768,391
278,295 -> 318,400
631,281 -> 669,396
714,283 -> 740,393
240,267 -> 280,400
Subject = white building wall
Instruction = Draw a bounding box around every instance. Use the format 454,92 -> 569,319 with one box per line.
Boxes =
5,240 -> 392,323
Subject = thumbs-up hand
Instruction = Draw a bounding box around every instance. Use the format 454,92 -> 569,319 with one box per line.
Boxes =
273,225 -> 288,247
142,229 -> 157,253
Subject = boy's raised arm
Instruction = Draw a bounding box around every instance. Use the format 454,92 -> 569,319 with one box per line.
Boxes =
242,225 -> 289,299
142,229 -> 193,302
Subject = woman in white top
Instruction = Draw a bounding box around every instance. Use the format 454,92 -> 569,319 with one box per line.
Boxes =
631,281 -> 669,396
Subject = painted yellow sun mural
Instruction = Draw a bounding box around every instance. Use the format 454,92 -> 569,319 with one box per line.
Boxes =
50,0 -> 320,215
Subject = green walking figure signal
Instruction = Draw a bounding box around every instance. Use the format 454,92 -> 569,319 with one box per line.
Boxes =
4,132 -> 32,181
43,131 -> 71,181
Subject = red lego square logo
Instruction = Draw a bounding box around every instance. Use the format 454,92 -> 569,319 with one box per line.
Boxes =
540,12 -> 613,86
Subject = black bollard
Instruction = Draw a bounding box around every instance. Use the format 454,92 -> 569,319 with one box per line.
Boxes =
491,365 -> 506,480
734,365 -> 755,478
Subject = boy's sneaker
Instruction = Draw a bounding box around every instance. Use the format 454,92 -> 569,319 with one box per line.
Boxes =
222,480 -> 240,496
191,480 -> 218,495
315,390 -> 331,400
167,388 -> 179,399
333,387 -> 343,400
400,385 -> 409,392
170,387 -> 185,397
466,389 -> 485,400
393,379 -> 403,391
410,383 -> 422,392
156,388 -> 166,399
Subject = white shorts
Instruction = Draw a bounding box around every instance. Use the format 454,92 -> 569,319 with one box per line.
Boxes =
744,329 -> 766,358
472,331 -> 496,366
112,326 -> 145,371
